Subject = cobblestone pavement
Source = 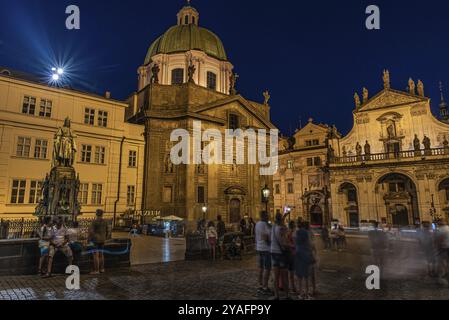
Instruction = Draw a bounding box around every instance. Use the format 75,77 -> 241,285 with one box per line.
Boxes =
0,237 -> 448,300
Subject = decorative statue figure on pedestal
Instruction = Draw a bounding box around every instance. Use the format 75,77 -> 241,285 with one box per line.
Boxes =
151,63 -> 160,84
53,118 -> 77,167
188,60 -> 196,84
35,118 -> 82,221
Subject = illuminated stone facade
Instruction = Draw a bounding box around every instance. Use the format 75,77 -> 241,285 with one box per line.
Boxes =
328,71 -> 449,227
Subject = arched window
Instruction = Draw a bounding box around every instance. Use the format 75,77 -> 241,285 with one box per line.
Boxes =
184,15 -> 189,25
192,16 -> 196,25
207,71 -> 217,90
171,68 -> 184,85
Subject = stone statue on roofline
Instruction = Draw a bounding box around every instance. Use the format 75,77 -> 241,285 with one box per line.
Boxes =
263,90 -> 271,106
362,87 -> 369,103
383,69 -> 390,89
408,78 -> 416,95
354,92 -> 361,110
417,80 -> 425,97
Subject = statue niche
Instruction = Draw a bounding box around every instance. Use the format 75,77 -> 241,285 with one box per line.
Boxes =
35,118 -> 81,221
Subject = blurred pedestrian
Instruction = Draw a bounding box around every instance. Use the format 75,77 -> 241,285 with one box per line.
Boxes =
240,218 -> 247,234
321,226 -> 331,250
419,222 -> 436,277
89,209 -> 108,275
286,220 -> 297,294
330,224 -> 339,251
37,216 -> 52,276
368,222 -> 388,272
338,225 -> 347,250
45,217 -> 73,278
305,222 -> 318,297
271,213 -> 290,300
295,220 -> 315,300
206,221 -> 218,261
435,220 -> 449,280
248,217 -> 256,236
216,215 -> 226,259
256,211 -> 272,296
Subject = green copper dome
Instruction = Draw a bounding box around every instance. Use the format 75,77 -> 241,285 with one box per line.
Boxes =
144,24 -> 228,65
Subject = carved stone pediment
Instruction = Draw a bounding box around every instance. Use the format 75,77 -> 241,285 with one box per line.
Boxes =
359,89 -> 426,112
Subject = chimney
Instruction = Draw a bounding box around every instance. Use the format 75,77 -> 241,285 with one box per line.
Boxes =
105,91 -> 111,99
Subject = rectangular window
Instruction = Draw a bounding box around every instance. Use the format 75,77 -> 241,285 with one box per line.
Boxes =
34,139 -> 48,159
287,160 -> 294,169
171,69 -> 184,85
79,183 -> 89,205
98,110 -> 108,128
127,185 -> 136,207
306,139 -> 319,147
22,96 -> 36,115
29,180 -> 42,204
229,114 -> 239,130
81,145 -> 92,163
84,108 -> 95,125
11,180 -> 26,204
207,71 -> 217,90
94,146 -> 106,164
128,150 -> 137,167
16,137 -> 31,158
163,186 -> 173,203
197,186 -> 205,204
446,188 -> 449,202
389,183 -> 397,193
275,184 -> 280,194
307,158 -> 313,167
287,183 -> 294,194
91,184 -> 103,205
314,157 -> 322,166
39,99 -> 52,118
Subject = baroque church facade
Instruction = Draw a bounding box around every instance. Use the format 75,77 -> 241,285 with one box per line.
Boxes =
328,71 -> 449,227
126,4 -> 276,225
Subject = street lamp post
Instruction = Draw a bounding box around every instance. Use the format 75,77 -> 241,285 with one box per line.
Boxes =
202,204 -> 208,220
262,185 -> 270,214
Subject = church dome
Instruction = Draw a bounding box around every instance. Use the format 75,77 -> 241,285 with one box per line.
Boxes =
144,5 -> 228,64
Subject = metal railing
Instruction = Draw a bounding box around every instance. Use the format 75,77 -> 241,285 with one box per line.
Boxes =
0,218 -> 112,241
331,147 -> 449,165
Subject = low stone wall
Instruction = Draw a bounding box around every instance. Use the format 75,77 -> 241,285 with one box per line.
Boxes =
0,238 -> 131,276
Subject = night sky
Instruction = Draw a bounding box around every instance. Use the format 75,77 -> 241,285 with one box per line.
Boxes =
1,0 -> 449,135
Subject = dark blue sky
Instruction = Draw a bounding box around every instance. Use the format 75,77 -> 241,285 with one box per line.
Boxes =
1,0 -> 449,134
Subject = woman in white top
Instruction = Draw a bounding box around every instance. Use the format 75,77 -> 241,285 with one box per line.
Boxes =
206,221 -> 218,261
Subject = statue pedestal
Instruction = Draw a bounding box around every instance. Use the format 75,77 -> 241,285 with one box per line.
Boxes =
35,166 -> 81,221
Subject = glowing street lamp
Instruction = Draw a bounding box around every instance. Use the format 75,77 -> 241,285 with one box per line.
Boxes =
262,185 -> 270,213
202,204 -> 208,219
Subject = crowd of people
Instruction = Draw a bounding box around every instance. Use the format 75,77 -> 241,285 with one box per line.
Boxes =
255,211 -> 318,300
37,209 -> 109,277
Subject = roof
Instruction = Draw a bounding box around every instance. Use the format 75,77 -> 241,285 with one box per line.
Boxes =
144,24 -> 228,64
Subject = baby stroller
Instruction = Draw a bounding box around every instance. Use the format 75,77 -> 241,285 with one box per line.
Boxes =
224,232 -> 244,260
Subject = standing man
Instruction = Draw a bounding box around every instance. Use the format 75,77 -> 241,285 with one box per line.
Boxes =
89,209 -> 109,275
216,215 -> 226,259
255,211 -> 272,296
271,213 -> 290,300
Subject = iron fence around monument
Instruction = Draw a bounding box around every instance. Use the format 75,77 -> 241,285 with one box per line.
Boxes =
0,218 -> 113,241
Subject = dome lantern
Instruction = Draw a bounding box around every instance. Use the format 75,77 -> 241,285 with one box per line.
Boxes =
177,1 -> 199,26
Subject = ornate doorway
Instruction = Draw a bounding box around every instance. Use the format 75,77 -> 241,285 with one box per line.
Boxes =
229,199 -> 241,224
391,204 -> 409,226
310,205 -> 323,226
378,173 -> 418,226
